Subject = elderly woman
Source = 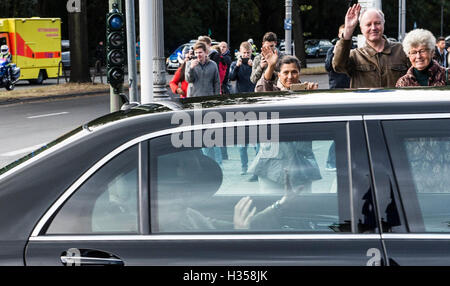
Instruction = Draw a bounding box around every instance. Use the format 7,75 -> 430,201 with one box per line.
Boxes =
396,29 -> 448,87
255,42 -> 318,91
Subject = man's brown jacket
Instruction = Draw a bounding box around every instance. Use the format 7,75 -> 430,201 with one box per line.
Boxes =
332,36 -> 409,88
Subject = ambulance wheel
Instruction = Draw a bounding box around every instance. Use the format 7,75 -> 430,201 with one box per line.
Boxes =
29,70 -> 45,85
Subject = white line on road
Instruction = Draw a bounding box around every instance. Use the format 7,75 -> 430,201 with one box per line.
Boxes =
0,143 -> 46,157
27,112 -> 69,119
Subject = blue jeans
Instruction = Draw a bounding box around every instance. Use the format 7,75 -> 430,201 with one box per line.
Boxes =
202,147 -> 222,166
239,144 -> 259,171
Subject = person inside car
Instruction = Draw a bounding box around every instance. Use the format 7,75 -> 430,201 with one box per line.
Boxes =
396,29 -> 449,87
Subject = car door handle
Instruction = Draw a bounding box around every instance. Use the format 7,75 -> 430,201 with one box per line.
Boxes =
60,249 -> 124,266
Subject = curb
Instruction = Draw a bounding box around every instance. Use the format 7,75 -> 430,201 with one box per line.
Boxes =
0,90 -> 110,106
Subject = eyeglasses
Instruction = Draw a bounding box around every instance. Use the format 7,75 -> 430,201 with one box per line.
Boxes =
408,49 -> 429,57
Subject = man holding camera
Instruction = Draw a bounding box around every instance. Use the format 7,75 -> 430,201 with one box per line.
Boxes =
185,41 -> 220,97
229,41 -> 255,93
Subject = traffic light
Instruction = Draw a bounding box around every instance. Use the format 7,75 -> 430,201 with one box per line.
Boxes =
106,4 -> 126,89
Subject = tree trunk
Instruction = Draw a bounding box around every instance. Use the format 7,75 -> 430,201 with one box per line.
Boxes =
293,0 -> 306,68
69,0 -> 91,83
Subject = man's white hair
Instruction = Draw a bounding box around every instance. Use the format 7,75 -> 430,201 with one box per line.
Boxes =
359,8 -> 385,24
402,28 -> 436,55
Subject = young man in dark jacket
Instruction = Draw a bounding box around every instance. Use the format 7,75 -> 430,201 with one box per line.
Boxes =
229,41 -> 256,93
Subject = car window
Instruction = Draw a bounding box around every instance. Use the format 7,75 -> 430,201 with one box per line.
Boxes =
383,119 -> 450,232
149,123 -> 352,234
45,145 -> 139,235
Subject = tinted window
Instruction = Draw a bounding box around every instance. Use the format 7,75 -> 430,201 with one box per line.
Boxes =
46,145 -> 139,234
384,119 -> 450,232
150,123 -> 352,234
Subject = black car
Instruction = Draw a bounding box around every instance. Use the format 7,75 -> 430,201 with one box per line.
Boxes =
2,88 -> 450,266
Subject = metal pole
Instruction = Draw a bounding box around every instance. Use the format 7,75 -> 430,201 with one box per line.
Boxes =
125,0 -> 139,103
227,0 -> 230,45
398,0 -> 401,41
152,0 -> 169,100
285,0 -> 292,55
109,0 -> 123,112
401,0 -> 406,39
441,0 -> 444,36
139,0 -> 153,103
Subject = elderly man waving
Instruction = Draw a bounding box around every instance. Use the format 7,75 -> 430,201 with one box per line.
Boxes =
333,4 -> 409,88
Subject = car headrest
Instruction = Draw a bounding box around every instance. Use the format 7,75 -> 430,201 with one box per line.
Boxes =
157,149 -> 223,198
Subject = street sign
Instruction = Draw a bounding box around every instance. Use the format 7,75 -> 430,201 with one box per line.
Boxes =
284,18 -> 292,30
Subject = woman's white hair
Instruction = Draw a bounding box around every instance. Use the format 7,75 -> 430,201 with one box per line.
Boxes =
402,29 -> 436,55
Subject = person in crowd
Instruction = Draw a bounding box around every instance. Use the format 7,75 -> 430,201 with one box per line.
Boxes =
198,35 -> 221,67
229,41 -> 257,175
325,25 -> 351,89
185,41 -> 222,162
219,41 -> 233,94
229,41 -> 256,93
332,4 -> 409,88
396,29 -> 448,87
255,44 -> 318,92
250,32 -> 283,84
94,41 -> 105,67
211,44 -> 230,95
433,36 -> 448,68
169,46 -> 191,98
185,41 -> 220,97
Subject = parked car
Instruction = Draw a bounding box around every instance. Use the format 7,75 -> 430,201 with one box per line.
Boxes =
3,88 -> 450,266
305,39 -> 333,57
166,39 -> 219,74
61,40 -> 70,69
331,36 -> 358,49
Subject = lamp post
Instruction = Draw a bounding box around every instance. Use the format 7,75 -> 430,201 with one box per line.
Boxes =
441,0 -> 444,36
227,0 -> 231,45
139,0 -> 153,103
152,0 -> 169,100
285,0 -> 292,55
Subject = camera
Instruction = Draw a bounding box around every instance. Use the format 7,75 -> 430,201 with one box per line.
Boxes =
242,58 -> 249,65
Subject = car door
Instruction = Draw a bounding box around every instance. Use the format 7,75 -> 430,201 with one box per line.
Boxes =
25,116 -> 384,266
143,117 -> 384,265
366,115 -> 450,265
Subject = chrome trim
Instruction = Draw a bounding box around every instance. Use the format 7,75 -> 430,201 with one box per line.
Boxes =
364,113 -> 450,121
30,234 -> 381,242
30,115 -> 363,238
382,233 -> 450,240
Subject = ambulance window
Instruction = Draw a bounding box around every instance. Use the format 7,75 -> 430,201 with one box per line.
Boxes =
0,38 -> 6,46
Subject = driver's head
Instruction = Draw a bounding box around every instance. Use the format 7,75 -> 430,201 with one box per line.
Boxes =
0,45 -> 8,55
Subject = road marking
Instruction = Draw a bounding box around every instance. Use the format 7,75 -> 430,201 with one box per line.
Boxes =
0,143 -> 46,157
27,112 -> 69,119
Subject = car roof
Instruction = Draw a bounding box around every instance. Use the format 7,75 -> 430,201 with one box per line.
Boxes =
87,88 -> 450,130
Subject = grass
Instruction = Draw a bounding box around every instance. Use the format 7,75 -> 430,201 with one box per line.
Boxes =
0,82 -> 110,100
